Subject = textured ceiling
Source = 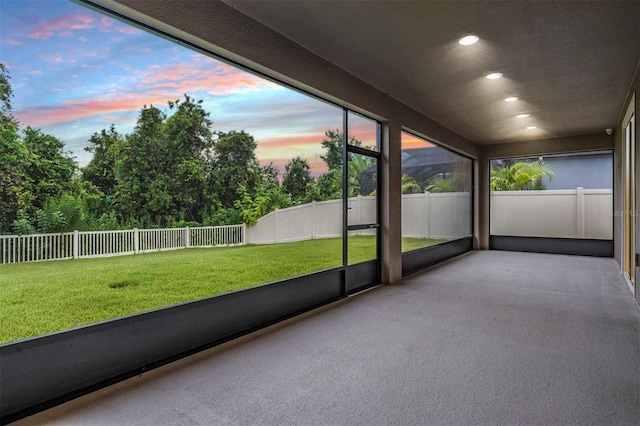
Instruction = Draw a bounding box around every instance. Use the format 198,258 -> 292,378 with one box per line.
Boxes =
223,0 -> 639,144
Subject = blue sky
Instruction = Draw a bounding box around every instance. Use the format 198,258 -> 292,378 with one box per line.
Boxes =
0,0 -> 385,174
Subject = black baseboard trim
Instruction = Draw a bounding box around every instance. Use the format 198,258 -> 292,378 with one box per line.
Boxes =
490,235 -> 613,257
402,237 -> 473,276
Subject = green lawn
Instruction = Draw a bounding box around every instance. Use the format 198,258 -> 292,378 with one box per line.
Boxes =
0,236 -> 443,343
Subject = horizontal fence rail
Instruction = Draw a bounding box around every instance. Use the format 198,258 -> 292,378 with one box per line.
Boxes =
0,225 -> 245,265
1,232 -> 74,264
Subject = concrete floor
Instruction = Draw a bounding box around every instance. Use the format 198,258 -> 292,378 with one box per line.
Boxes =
15,251 -> 640,425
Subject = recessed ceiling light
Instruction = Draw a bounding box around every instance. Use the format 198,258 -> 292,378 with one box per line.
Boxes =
526,125 -> 537,129
504,97 -> 518,102
516,113 -> 530,118
459,35 -> 479,46
486,72 -> 503,80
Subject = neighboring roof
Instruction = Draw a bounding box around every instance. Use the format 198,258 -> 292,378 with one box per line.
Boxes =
361,147 -> 462,191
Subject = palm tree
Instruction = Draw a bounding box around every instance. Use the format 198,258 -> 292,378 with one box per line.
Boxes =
348,153 -> 375,196
426,164 -> 471,193
490,160 -> 555,190
401,174 -> 422,194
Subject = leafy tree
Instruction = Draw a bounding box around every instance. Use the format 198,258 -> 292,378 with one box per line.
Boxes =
490,161 -> 554,191
320,129 -> 344,171
259,162 -> 281,189
210,130 -> 259,209
203,207 -> 243,226
114,104 -> 169,226
113,96 -> 214,226
21,127 -> 77,212
282,156 -> 312,202
401,175 -> 422,194
320,129 -> 363,171
165,96 -> 214,221
82,125 -> 121,196
1,64 -> 80,233
0,64 -> 28,231
234,183 -> 290,226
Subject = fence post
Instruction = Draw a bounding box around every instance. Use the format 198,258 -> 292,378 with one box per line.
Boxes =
73,230 -> 79,259
275,209 -> 279,244
242,223 -> 247,245
185,227 -> 191,248
134,228 -> 139,254
424,192 -> 430,239
312,201 -> 316,239
576,187 -> 585,238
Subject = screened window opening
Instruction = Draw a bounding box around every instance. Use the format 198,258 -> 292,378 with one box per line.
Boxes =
0,0 -> 381,343
489,151 -> 613,240
400,131 -> 473,252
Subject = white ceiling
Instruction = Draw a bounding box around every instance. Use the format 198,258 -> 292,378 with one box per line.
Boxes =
223,0 -> 640,145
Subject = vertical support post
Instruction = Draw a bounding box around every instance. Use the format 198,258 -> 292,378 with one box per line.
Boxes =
185,227 -> 191,248
274,210 -> 279,244
73,230 -> 79,259
380,121 -> 402,285
134,228 -> 139,254
576,187 -> 585,238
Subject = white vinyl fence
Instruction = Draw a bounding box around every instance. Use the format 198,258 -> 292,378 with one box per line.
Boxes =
247,193 -> 472,244
1,188 -> 613,264
490,188 -> 613,239
402,192 -> 472,240
246,196 -> 380,245
1,225 -> 245,264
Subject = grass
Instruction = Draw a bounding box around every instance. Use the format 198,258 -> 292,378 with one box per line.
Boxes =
0,236 -> 444,343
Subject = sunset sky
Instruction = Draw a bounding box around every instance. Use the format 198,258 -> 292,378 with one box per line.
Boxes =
1,0 -> 427,174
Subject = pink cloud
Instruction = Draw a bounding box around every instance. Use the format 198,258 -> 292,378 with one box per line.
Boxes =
258,157 -> 328,177
115,26 -> 142,35
101,116 -> 133,124
13,93 -> 170,128
30,13 -> 96,39
138,63 -> 279,96
28,13 -> 139,41
5,38 -> 23,46
259,134 -> 325,150
401,133 -> 435,149
347,120 -> 378,148
98,17 -> 113,31
38,54 -> 63,63
38,53 -> 77,64
257,134 -> 329,175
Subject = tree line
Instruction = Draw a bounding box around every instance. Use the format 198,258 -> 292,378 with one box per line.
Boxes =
0,64 -> 370,234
